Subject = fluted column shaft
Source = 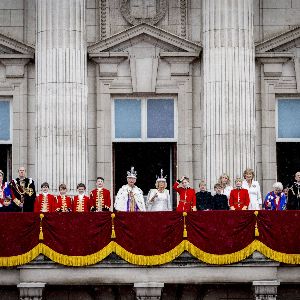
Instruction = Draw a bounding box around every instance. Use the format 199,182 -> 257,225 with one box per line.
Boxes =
202,0 -> 255,189
36,0 -> 87,193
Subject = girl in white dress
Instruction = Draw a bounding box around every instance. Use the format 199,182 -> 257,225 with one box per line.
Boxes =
147,170 -> 172,211
242,168 -> 262,210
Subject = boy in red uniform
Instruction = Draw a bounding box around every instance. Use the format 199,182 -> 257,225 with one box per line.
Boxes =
89,177 -> 111,211
55,183 -> 72,212
73,183 -> 90,212
173,176 -> 196,212
229,177 -> 250,210
34,182 -> 56,213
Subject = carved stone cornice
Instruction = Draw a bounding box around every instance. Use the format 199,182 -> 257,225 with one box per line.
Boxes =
0,32 -> 34,55
88,23 -> 202,54
255,26 -> 300,53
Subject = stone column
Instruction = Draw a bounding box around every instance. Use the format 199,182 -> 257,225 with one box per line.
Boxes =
36,0 -> 88,193
202,0 -> 255,190
18,282 -> 46,300
134,282 -> 164,300
253,281 -> 280,300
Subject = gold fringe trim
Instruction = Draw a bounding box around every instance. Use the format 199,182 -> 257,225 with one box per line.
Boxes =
114,241 -> 186,265
255,240 -> 300,264
40,242 -> 114,266
39,213 -> 44,241
0,244 -> 42,267
111,213 -> 116,239
186,240 -> 258,265
254,211 -> 259,237
183,212 -> 187,238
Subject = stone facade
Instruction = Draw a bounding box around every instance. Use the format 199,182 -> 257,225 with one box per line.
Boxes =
0,0 -> 300,298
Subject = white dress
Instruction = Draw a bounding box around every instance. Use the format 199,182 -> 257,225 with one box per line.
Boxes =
222,185 -> 233,199
146,189 -> 171,211
242,180 -> 262,210
114,185 -> 146,211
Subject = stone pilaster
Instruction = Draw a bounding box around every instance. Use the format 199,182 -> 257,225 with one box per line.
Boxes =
18,282 -> 46,300
134,282 -> 164,300
202,0 -> 255,189
253,281 -> 280,300
36,0 -> 88,193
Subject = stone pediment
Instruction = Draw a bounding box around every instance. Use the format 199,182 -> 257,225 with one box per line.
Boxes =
88,23 -> 202,54
255,26 -> 300,53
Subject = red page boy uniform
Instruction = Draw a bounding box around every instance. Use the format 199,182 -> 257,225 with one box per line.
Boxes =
73,183 -> 90,212
173,176 -> 196,212
55,183 -> 72,212
229,178 -> 250,210
34,182 -> 56,213
89,177 -> 111,211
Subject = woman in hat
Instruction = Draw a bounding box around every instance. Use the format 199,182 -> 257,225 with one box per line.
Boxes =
147,169 -> 172,211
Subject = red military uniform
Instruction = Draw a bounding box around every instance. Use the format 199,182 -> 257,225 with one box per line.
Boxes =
34,193 -> 56,213
89,188 -> 111,211
229,188 -> 250,210
73,195 -> 90,212
55,195 -> 73,212
173,181 -> 196,212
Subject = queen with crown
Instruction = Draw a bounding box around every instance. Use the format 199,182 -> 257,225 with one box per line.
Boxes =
114,166 -> 145,212
146,169 -> 172,211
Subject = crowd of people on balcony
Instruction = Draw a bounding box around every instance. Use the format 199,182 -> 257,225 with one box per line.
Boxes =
0,166 -> 299,213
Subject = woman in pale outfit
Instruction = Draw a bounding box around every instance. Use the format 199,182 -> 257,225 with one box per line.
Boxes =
217,173 -> 233,199
242,168 -> 262,210
147,169 -> 171,211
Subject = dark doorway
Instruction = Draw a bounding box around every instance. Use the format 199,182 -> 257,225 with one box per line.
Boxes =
113,142 -> 177,207
0,145 -> 12,181
277,142 -> 300,186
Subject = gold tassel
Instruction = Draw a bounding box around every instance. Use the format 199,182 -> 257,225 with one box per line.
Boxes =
111,213 -> 116,239
39,213 -> 44,241
254,211 -> 259,237
183,212 -> 187,238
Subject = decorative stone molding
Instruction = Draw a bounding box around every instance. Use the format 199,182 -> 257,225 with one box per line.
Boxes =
253,281 -> 280,300
90,52 -> 128,77
120,0 -> 167,26
255,26 -> 300,53
99,0 -> 107,39
0,32 -> 34,55
0,56 -> 32,78
256,52 -> 293,77
88,23 -> 202,53
18,282 -> 46,300
134,282 -> 164,300
160,52 -> 198,76
180,0 -> 187,38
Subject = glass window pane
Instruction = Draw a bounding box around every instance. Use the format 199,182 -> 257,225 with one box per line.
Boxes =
115,99 -> 141,138
147,99 -> 174,138
278,99 -> 300,139
0,101 -> 10,141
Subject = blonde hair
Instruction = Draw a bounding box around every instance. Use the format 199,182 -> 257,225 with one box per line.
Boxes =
198,180 -> 206,187
218,173 -> 231,187
155,181 -> 167,189
243,168 -> 255,179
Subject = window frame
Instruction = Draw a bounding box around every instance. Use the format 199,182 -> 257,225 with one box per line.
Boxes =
276,98 -> 300,142
0,98 -> 12,144
112,96 -> 177,142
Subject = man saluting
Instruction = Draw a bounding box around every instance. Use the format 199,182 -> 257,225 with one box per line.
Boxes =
9,167 -> 36,212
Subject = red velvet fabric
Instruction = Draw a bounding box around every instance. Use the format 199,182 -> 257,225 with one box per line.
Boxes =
257,210 -> 300,254
0,213 -> 39,256
114,212 -> 183,255
186,211 -> 255,254
42,212 -> 112,256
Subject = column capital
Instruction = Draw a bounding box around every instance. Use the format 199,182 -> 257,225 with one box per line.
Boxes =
134,282 -> 164,300
17,282 -> 46,300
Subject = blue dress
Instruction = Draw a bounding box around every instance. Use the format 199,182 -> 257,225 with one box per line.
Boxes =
264,191 -> 286,210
